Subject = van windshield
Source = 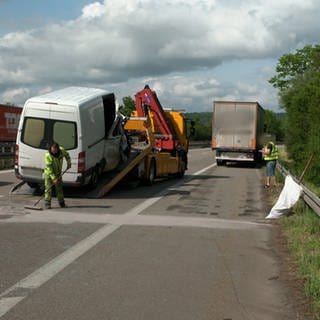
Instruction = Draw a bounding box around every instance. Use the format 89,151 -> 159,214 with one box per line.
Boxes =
22,117 -> 77,150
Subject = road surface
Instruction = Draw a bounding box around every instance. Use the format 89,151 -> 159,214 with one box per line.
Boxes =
0,148 -> 312,319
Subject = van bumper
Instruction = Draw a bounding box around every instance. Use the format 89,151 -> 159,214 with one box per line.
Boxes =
15,168 -> 88,188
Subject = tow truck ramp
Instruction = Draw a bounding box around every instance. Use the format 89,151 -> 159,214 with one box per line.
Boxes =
86,143 -> 152,198
86,116 -> 154,198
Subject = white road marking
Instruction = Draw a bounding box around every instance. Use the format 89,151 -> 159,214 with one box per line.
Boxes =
0,298 -> 24,317
1,211 -> 268,228
0,162 -> 217,317
0,224 -> 119,318
0,169 -> 14,175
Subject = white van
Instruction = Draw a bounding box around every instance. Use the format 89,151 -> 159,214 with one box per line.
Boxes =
15,86 -> 128,188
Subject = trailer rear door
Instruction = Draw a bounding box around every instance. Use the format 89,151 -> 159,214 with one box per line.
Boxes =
214,102 -> 256,149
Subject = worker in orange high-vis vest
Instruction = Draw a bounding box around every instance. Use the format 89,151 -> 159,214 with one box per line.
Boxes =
261,141 -> 278,189
44,142 -> 71,209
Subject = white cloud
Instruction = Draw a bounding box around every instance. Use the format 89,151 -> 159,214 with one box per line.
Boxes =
2,87 -> 29,104
0,0 -> 320,111
81,2 -> 105,19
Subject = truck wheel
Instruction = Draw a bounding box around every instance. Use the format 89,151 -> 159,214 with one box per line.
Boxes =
146,159 -> 156,185
216,160 -> 224,166
176,161 -> 186,178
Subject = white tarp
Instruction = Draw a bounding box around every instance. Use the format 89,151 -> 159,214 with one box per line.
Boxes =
266,175 -> 303,219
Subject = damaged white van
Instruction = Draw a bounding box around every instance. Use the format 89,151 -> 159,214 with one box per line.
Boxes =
15,86 -> 128,188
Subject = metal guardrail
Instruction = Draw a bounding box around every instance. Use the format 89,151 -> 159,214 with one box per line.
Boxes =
188,140 -> 211,148
0,143 -> 15,170
277,162 -> 320,217
0,142 -> 15,156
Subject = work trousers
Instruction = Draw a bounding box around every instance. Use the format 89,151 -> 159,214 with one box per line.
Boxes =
44,175 -> 64,202
266,160 -> 277,177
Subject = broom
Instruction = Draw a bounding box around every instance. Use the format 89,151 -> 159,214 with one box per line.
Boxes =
24,169 -> 68,211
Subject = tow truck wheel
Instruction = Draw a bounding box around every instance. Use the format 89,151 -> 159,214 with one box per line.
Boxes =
146,159 -> 156,185
177,161 -> 186,178
90,167 -> 99,189
216,159 -> 224,166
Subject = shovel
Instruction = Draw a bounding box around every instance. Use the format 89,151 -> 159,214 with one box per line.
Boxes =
24,169 -> 68,211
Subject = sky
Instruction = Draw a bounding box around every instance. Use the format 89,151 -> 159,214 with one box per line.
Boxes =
0,0 -> 319,113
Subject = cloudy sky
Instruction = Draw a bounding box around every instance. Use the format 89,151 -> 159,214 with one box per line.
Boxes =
0,0 -> 319,112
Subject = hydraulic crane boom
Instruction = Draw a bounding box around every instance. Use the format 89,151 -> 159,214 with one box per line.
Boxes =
134,85 -> 178,151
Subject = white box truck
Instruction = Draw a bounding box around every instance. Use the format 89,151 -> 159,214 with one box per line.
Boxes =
15,87 -> 128,188
211,101 -> 264,165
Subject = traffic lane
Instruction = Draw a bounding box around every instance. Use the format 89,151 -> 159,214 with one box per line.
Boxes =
3,174 -> 202,216
0,223 -> 101,294
1,225 -> 296,320
0,149 -> 215,294
186,147 -> 215,173
0,155 -> 299,319
1,164 -> 218,223
1,148 -> 215,216
142,162 -> 267,221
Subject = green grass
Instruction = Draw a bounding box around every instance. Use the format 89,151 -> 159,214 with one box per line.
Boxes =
279,202 -> 320,318
264,149 -> 320,318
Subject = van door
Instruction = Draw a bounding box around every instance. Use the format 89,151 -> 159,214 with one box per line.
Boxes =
18,117 -> 77,183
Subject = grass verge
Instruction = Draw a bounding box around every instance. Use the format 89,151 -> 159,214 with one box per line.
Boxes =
279,201 -> 320,319
263,156 -> 320,318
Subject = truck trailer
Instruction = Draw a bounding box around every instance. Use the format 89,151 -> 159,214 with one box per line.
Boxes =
0,104 -> 22,161
0,104 -> 22,142
211,101 -> 264,165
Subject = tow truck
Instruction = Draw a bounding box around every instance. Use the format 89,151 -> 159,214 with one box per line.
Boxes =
94,85 -> 189,197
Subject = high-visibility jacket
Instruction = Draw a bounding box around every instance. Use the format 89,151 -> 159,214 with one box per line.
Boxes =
264,141 -> 278,161
44,146 -> 71,181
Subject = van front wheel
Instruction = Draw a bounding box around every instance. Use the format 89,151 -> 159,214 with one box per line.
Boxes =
27,182 -> 39,189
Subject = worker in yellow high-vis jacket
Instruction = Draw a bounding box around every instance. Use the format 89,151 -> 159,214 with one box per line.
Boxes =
44,142 -> 71,209
261,141 -> 278,189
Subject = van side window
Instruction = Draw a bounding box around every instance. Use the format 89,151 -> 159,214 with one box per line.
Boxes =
22,118 -> 45,148
53,121 -> 77,150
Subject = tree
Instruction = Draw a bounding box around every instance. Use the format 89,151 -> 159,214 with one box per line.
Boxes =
269,44 -> 320,185
119,96 -> 135,117
263,110 -> 285,142
269,45 -> 320,92
185,112 -> 212,141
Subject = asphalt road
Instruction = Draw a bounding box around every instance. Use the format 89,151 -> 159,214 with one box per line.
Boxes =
0,148 -> 308,319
